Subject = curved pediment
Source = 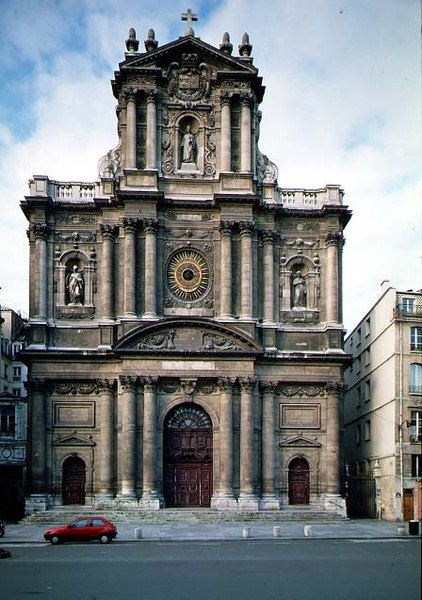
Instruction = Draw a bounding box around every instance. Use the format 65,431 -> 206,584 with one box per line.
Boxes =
114,317 -> 261,355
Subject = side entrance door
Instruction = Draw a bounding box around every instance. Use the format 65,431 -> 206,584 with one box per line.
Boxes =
288,457 -> 310,504
403,489 -> 414,520
62,456 -> 86,505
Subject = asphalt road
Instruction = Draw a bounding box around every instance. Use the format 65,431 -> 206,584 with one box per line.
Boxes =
0,539 -> 420,600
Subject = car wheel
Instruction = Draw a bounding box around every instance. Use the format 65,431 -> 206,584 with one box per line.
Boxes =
99,535 -> 110,544
51,535 -> 61,545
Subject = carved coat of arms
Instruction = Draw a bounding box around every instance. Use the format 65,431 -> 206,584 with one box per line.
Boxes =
167,53 -> 211,102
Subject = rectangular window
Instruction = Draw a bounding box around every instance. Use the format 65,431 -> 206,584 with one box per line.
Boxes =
411,455 -> 422,478
410,364 -> 422,394
364,420 -> 371,441
410,410 -> 422,442
356,385 -> 362,407
402,298 -> 414,313
364,348 -> 371,365
410,327 -> 422,351
365,379 -> 371,402
356,423 -> 362,445
0,405 -> 16,437
365,317 -> 371,337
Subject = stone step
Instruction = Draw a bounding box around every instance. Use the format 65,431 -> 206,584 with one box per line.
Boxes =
22,507 -> 346,525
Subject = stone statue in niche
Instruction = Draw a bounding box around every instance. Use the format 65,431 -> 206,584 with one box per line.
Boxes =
292,270 -> 307,309
67,265 -> 84,305
181,124 -> 196,165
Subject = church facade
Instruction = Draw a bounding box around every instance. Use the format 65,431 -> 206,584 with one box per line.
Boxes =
21,15 -> 351,514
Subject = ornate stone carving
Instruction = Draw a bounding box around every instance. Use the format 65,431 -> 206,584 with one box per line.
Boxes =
100,224 -> 118,240
55,231 -> 97,245
119,375 -> 138,392
217,377 -> 236,392
204,132 -> 216,175
162,130 -> 174,174
201,332 -> 238,351
220,32 -> 233,55
167,54 -> 211,103
56,305 -> 95,320
97,143 -> 122,178
144,28 -> 158,52
277,385 -> 325,397
28,223 -> 49,240
126,28 -> 139,53
53,382 -> 98,395
56,214 -> 97,225
283,237 -> 319,250
238,32 -> 252,57
257,150 -> 278,185
325,231 -> 344,247
239,377 -> 256,391
138,330 -> 176,350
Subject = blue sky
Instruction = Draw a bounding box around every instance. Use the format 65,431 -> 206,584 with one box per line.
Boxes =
0,0 -> 420,332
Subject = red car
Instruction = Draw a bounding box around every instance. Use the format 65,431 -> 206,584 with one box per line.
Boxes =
43,516 -> 118,544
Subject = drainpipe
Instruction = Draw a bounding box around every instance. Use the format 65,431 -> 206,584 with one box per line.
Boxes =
398,321 -> 404,520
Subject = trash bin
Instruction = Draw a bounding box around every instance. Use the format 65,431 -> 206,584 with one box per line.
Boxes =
408,520 -> 419,535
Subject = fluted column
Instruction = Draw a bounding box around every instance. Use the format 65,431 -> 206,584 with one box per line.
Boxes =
125,89 -> 137,169
122,218 -> 138,316
219,221 -> 234,319
31,224 -> 49,320
118,376 -> 137,499
220,94 -> 231,171
325,382 -> 341,495
261,230 -> 275,324
239,221 -> 254,320
143,219 -> 158,319
140,377 -> 162,508
28,379 -> 47,494
239,377 -> 259,509
240,94 -> 252,172
145,91 -> 157,169
214,378 -> 237,507
99,225 -> 116,320
260,381 -> 280,508
98,379 -> 116,498
325,232 -> 342,324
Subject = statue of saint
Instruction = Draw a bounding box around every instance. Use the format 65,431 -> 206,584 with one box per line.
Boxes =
292,270 -> 307,308
181,124 -> 196,164
67,265 -> 84,305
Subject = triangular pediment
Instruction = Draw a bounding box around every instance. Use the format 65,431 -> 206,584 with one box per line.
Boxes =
280,434 -> 322,448
54,432 -> 95,446
120,36 -> 258,74
114,317 -> 261,355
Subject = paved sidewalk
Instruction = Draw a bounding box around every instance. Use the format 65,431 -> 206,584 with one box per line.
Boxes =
1,519 -> 420,543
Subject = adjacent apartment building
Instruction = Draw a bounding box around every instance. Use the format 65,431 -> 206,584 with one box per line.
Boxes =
344,281 -> 422,521
0,307 -> 28,519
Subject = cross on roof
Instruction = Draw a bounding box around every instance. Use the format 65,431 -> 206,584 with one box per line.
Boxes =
182,8 -> 198,35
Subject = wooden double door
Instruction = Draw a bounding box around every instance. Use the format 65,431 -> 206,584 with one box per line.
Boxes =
164,462 -> 212,508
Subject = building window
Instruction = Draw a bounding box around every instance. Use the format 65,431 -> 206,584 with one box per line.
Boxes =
365,317 -> 371,337
410,363 -> 422,394
364,420 -> 371,441
411,455 -> 422,478
365,379 -> 371,402
0,405 -> 16,437
13,366 -> 21,381
12,388 -> 21,398
356,385 -> 362,407
355,355 -> 361,373
356,423 -> 362,445
402,298 -> 414,313
410,327 -> 422,351
364,348 -> 371,365
409,410 -> 422,442
356,329 -> 362,346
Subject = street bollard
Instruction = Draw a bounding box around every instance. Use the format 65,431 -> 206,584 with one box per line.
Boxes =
134,527 -> 143,540
273,526 -> 281,538
304,525 -> 312,538
397,525 -> 405,536
242,527 -> 250,539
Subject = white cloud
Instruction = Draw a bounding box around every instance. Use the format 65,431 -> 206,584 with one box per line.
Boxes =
0,0 -> 420,332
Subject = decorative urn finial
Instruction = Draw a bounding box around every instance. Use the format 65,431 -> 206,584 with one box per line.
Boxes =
220,32 -> 233,55
144,28 -> 158,52
125,28 -> 139,53
239,32 -> 252,57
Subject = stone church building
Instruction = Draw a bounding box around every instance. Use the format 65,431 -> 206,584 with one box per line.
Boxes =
21,14 -> 351,514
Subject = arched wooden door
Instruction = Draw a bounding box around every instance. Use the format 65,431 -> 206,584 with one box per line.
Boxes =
288,457 -> 310,505
163,404 -> 213,508
62,456 -> 86,505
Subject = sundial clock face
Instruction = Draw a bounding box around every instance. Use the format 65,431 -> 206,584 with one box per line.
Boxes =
167,249 -> 210,302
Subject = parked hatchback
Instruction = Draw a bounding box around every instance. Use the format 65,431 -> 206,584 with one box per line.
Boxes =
44,516 -> 117,544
